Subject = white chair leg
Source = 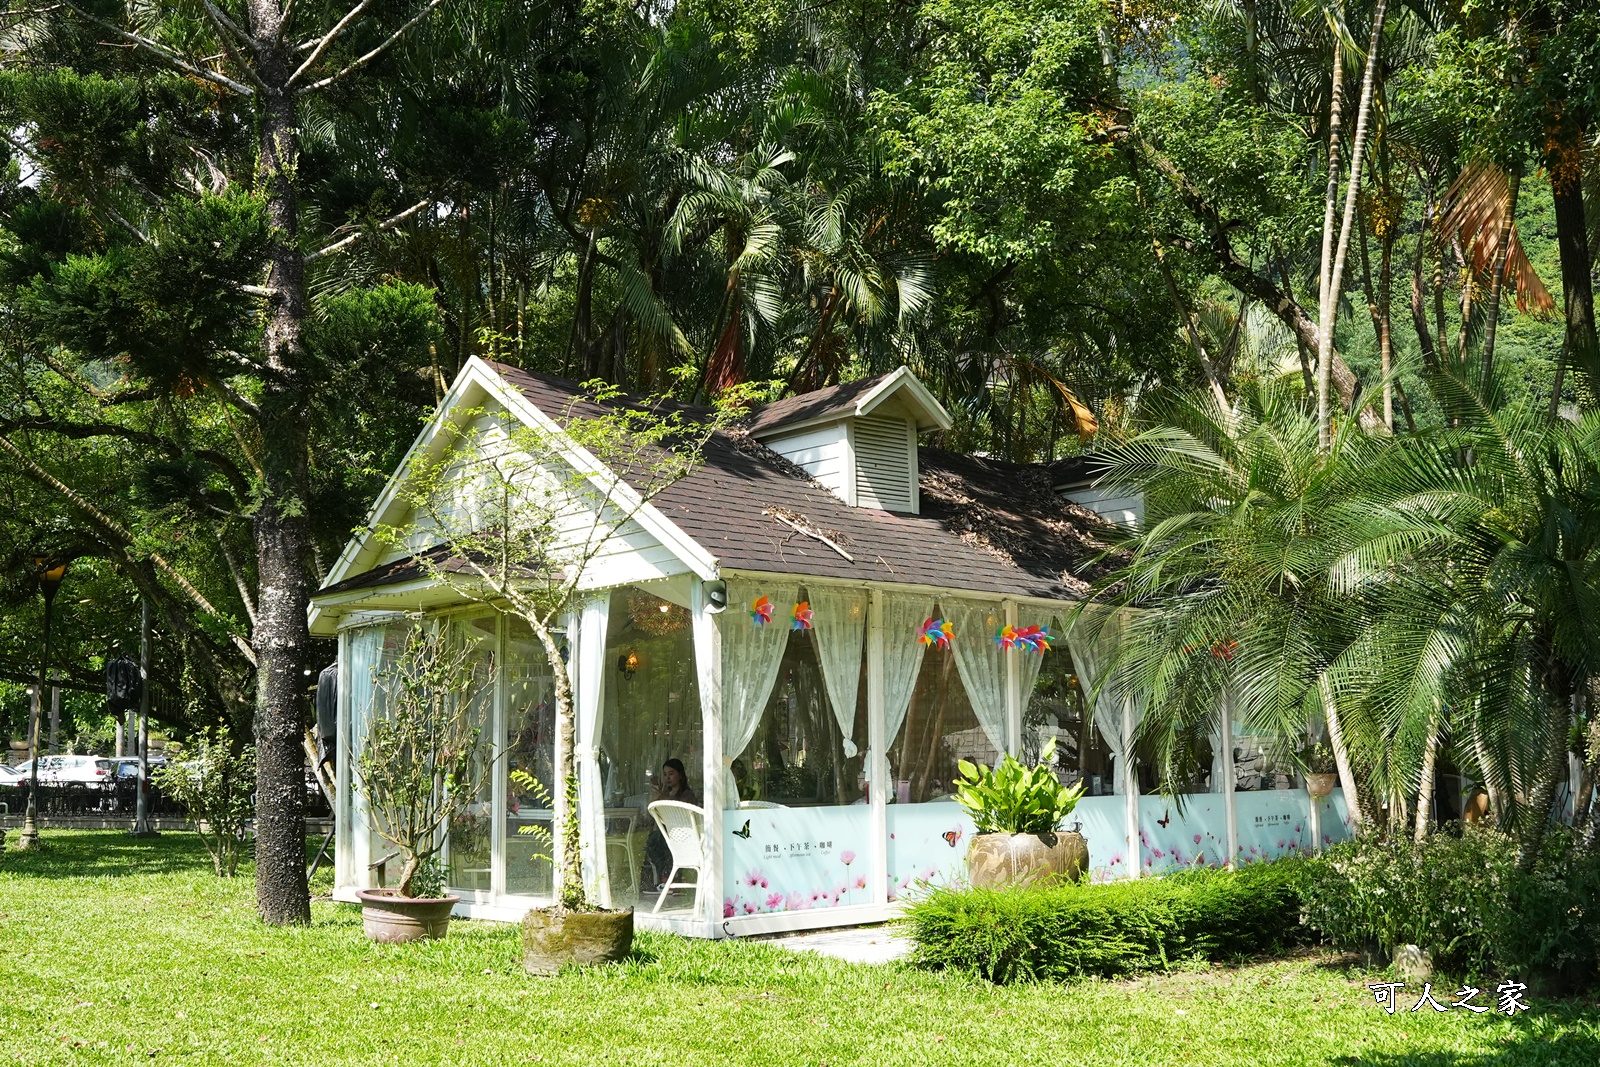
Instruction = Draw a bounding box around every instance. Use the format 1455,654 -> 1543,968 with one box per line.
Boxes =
653,866 -> 678,914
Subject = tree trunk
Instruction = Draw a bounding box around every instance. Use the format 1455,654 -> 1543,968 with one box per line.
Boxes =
1480,167 -> 1522,385
1378,218 -> 1396,432
1319,674 -> 1365,831
1551,146 -> 1597,416
1414,708 -> 1440,841
1315,35 -> 1345,450
1318,0 -> 1390,450
1516,655 -> 1574,872
1410,165 -> 1439,369
528,609 -> 582,909
248,7 -> 312,926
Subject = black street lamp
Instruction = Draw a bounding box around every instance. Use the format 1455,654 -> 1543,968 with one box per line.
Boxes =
18,557 -> 67,851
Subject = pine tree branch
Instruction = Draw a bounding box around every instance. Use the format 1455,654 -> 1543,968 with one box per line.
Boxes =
60,2 -> 256,96
287,0 -> 375,87
304,198 -> 432,261
300,0 -> 447,92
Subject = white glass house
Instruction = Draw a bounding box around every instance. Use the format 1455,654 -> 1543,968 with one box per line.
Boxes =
311,359 -> 1351,937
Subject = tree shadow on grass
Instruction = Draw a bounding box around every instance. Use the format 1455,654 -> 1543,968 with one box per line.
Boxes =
1334,1023 -> 1600,1067
1,830 -> 327,880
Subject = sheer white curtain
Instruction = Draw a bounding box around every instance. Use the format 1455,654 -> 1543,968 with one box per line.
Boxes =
948,599 -> 1008,759
809,586 -> 867,759
719,577 -> 798,798
1066,606 -> 1141,794
880,593 -> 934,762
1016,606 -> 1055,717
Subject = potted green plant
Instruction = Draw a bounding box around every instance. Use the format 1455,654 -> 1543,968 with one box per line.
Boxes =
1300,741 -> 1339,798
354,622 -> 497,944
955,738 -> 1089,888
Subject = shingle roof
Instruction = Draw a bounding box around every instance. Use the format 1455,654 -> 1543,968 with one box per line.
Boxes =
740,372 -> 896,435
485,362 -> 1112,602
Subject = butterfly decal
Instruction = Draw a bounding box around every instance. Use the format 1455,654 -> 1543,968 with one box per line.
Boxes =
942,828 -> 963,848
1157,809 -> 1171,828
732,820 -> 752,839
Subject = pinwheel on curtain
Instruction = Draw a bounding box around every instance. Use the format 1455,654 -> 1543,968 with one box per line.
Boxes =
947,599 -> 1010,760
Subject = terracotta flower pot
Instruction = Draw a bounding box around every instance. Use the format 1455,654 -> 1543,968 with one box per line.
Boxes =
357,889 -> 459,944
1305,772 -> 1338,799
966,830 -> 1088,890
522,907 -> 635,974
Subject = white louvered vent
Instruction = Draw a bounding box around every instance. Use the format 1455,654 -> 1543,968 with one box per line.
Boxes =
853,416 -> 916,512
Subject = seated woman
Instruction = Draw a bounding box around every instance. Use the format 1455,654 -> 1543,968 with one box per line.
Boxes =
641,758 -> 700,895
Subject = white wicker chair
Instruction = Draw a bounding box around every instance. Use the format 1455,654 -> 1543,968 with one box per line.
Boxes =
645,800 -> 705,914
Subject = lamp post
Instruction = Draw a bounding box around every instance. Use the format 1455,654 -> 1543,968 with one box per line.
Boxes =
18,557 -> 67,851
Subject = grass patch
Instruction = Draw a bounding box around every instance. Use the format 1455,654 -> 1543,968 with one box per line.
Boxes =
0,833 -> 1596,1065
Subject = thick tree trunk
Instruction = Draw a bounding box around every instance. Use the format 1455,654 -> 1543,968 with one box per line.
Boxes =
1320,675 -> 1365,831
249,7 -> 312,926
1552,150 -> 1597,415
1480,168 -> 1522,385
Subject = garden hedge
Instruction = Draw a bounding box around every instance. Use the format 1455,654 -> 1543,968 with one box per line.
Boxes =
903,860 -> 1305,983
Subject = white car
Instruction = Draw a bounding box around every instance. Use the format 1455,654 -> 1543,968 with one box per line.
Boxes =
8,755 -> 117,787
0,763 -> 25,785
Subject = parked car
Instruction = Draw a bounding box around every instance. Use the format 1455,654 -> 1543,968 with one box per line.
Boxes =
112,756 -> 168,781
9,755 -> 118,787
0,763 -> 26,786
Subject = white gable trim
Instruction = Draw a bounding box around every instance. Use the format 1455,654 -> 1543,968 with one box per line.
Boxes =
309,359 -> 718,634
854,365 -> 953,431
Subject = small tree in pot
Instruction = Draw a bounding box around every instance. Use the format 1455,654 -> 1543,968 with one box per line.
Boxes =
354,621 -> 497,943
375,381 -> 749,971
956,738 -> 1089,888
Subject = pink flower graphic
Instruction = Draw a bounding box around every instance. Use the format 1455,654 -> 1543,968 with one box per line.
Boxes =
841,850 -> 856,866
786,892 -> 809,911
854,876 -> 867,890
724,898 -> 737,918
743,902 -> 758,914
1152,848 -> 1164,859
1193,833 -> 1203,845
765,892 -> 784,910
743,870 -> 763,887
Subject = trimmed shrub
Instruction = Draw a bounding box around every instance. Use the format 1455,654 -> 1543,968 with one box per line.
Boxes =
904,860 -> 1305,983
1300,826 -> 1600,985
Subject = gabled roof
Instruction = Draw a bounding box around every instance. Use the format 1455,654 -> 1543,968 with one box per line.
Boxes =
488,364 -> 1109,600
742,365 -> 953,436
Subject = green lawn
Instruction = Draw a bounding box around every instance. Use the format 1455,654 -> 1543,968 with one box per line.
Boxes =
1,833 -> 1596,1066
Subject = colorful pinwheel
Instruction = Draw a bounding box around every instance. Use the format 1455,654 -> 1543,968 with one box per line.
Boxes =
1014,625 -> 1051,653
751,596 -> 774,626
919,617 -> 954,649
791,601 -> 813,630
995,624 -> 1019,650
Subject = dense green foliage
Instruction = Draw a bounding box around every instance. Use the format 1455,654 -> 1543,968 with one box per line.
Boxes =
904,861 -> 1306,983
1301,828 -> 1600,985
151,727 -> 256,878
954,738 -> 1087,836
7,833 -> 1600,1065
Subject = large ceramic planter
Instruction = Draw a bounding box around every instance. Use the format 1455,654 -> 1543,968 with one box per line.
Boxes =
357,889 -> 459,944
967,830 -> 1088,889
1305,773 -> 1338,799
522,907 -> 634,974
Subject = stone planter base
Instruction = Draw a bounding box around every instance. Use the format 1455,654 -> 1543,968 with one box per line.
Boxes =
522,908 -> 634,974
967,830 -> 1088,889
357,889 -> 459,944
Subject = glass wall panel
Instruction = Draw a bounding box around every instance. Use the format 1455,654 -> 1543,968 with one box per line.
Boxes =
601,586 -> 701,906
346,621 -> 411,889
443,614 -> 498,897
1020,642 -> 1116,796
888,601 -> 992,801
504,618 -> 557,898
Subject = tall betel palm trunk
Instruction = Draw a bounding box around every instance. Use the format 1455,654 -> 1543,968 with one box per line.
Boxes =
249,5 -> 313,927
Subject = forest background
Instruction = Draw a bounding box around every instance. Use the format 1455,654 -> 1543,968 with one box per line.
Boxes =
0,0 -> 1594,921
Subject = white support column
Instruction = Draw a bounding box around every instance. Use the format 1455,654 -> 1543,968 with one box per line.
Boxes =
1122,695 -> 1139,878
866,589 -> 889,906
573,598 -> 611,907
691,580 -> 725,931
489,615 -> 509,902
1222,695 -> 1238,869
1003,600 -> 1023,756
335,629 -> 354,891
